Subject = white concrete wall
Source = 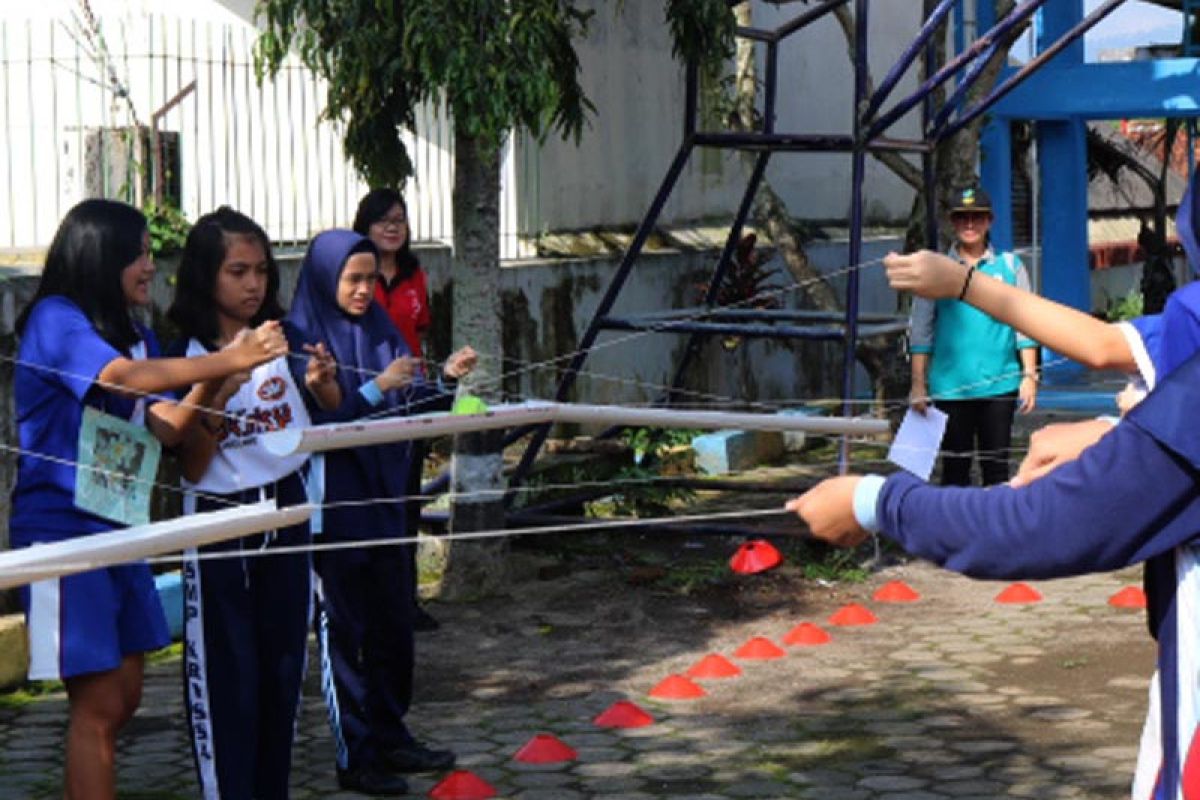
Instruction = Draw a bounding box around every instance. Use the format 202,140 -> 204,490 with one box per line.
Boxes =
527,2 -> 924,233
524,1 -> 749,232
755,2 -> 925,224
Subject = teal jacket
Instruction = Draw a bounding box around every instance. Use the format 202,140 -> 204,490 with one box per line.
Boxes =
908,247 -> 1037,400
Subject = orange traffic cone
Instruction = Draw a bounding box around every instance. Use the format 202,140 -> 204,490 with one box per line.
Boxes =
1108,586 -> 1147,609
828,603 -> 878,626
593,700 -> 655,728
733,636 -> 787,660
782,622 -> 832,646
648,674 -> 706,700
994,582 -> 1042,604
730,540 -> 783,574
686,653 -> 742,678
429,771 -> 497,800
513,733 -> 577,764
873,580 -> 920,603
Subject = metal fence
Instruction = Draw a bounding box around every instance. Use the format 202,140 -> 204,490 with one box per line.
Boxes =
0,11 -> 535,259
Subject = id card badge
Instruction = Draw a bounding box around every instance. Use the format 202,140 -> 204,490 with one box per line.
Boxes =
75,406 -> 161,526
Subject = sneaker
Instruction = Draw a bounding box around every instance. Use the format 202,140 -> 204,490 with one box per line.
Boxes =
336,766 -> 409,796
382,742 -> 456,773
413,605 -> 441,633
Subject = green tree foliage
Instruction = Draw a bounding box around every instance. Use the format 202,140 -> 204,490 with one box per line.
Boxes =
254,0 -> 734,187
255,0 -> 602,186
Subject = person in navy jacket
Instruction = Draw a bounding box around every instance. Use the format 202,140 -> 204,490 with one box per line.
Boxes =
792,167 -> 1200,800
287,229 -> 475,796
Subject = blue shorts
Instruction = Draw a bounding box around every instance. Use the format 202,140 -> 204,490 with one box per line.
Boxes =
20,561 -> 170,680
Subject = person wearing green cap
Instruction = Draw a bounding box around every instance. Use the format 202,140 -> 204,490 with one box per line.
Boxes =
908,183 -> 1040,486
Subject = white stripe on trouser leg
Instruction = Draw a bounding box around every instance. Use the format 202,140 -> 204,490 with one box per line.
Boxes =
182,490 -> 221,800
1176,545 -> 1200,798
315,575 -> 349,770
1133,670 -> 1163,800
27,577 -> 61,681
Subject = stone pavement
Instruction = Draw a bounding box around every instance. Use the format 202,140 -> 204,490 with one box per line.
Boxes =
0,560 -> 1157,798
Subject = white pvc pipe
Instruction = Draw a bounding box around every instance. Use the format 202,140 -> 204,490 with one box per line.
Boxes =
261,401 -> 890,456
261,402 -> 559,455
553,403 -> 890,437
0,501 -> 313,590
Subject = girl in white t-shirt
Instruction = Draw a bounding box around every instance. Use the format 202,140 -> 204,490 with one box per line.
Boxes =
167,207 -> 339,800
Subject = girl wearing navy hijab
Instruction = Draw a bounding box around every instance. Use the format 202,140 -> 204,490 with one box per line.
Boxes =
802,169 -> 1200,799
288,229 -> 474,797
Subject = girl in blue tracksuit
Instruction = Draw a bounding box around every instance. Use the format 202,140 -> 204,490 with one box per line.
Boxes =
287,229 -> 475,796
167,208 -> 340,800
795,169 -> 1200,799
12,199 -> 287,800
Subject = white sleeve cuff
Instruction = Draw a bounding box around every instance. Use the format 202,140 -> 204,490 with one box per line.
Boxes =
852,474 -> 887,533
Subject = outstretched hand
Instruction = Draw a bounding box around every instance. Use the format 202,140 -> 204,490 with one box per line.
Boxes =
784,476 -> 869,548
885,250 -> 969,300
303,343 -> 337,388
229,321 -> 288,369
444,345 -> 478,380
378,355 -> 417,393
1009,418 -> 1113,488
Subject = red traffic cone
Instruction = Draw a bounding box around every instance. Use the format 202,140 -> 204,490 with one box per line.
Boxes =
686,653 -> 743,678
828,603 -> 878,626
783,622 -> 832,646
994,582 -> 1042,604
733,636 -> 787,660
873,580 -> 921,603
593,700 -> 655,729
429,770 -> 497,800
649,674 -> 706,700
513,733 -> 577,764
1108,586 -> 1147,609
730,540 -> 783,574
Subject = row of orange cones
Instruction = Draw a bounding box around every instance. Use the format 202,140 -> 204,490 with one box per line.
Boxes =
428,702 -> 659,799
428,577 -> 1148,799
646,578 -> 1149,701
731,540 -> 1148,610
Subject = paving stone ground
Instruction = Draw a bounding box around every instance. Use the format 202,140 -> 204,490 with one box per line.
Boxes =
0,558 -> 1156,798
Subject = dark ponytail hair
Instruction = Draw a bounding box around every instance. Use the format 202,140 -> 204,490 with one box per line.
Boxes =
167,207 -> 284,347
18,198 -> 147,352
352,188 -> 419,278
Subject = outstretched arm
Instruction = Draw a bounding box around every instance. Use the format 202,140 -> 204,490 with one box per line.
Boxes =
789,419 -> 1200,581
885,251 -> 1135,372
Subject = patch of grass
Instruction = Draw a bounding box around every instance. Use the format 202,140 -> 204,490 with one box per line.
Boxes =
147,641 -> 183,666
652,559 -> 731,595
801,547 -> 869,583
0,679 -> 65,708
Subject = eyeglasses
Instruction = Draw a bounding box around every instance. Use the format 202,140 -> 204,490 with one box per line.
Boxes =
373,216 -> 408,230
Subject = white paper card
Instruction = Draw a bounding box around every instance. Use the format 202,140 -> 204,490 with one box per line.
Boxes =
887,406 -> 948,481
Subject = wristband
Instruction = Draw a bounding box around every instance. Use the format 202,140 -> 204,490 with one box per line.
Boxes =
958,265 -> 977,301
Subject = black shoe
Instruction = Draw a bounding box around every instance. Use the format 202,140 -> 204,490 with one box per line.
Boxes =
337,766 -> 409,796
413,605 -> 440,633
383,742 -> 456,773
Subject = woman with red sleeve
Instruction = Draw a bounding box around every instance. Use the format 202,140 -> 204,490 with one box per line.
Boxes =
352,188 -> 439,631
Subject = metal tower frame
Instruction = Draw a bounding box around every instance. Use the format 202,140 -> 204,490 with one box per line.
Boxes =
498,0 -> 1130,516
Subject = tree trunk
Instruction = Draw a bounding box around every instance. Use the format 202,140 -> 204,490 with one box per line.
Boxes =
441,129 -> 509,601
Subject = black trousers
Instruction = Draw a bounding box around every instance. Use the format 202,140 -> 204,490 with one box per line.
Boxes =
184,472 -> 312,800
937,392 -> 1018,487
314,543 -> 416,773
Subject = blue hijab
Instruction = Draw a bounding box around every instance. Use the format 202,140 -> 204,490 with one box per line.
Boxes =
287,228 -> 414,407
1134,167 -> 1200,382
287,229 -> 413,512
